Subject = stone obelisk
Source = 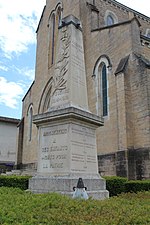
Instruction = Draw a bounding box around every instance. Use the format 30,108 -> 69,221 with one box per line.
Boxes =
29,15 -> 109,199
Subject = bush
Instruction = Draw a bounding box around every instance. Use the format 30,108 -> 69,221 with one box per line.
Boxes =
125,180 -> 150,193
0,187 -> 149,224
103,176 -> 127,196
0,175 -> 31,190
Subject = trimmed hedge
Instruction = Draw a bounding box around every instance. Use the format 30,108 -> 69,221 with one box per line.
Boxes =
0,175 -> 31,190
125,180 -> 150,193
104,176 -> 150,196
103,176 -> 127,196
0,175 -> 150,196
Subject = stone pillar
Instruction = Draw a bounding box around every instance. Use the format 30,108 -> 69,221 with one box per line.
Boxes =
116,72 -> 128,151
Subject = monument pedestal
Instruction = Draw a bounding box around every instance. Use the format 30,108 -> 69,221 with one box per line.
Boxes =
29,107 -> 109,199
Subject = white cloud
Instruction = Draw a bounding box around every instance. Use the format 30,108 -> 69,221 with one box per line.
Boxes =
0,0 -> 45,58
23,68 -> 35,81
0,65 -> 8,71
0,77 -> 24,108
15,67 -> 35,81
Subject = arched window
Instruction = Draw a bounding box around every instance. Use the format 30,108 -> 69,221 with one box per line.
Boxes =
147,33 -> 150,38
145,29 -> 150,38
107,15 -> 114,26
48,5 -> 62,68
28,105 -> 33,141
93,56 -> 111,117
104,10 -> 118,26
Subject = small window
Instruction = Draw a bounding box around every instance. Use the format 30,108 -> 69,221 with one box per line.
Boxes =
145,29 -> 150,38
146,29 -> 150,38
107,15 -> 114,26
28,106 -> 33,141
104,10 -> 118,26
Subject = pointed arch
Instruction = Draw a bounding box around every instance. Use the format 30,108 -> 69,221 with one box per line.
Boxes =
55,3 -> 62,26
27,103 -> 33,141
104,10 -> 118,26
145,28 -> 150,38
48,3 -> 63,68
38,78 -> 53,114
93,55 -> 112,117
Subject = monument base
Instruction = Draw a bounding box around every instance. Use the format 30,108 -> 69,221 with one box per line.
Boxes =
31,107 -> 109,200
29,174 -> 109,199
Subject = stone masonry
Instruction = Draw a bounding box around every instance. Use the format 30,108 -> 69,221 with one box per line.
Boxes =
18,0 -> 150,180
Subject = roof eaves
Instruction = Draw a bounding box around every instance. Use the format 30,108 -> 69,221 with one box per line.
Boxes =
134,53 -> 150,69
110,0 -> 150,21
22,81 -> 35,102
0,116 -> 20,124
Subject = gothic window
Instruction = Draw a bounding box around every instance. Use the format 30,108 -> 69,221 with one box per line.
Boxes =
145,29 -> 150,38
107,15 -> 114,26
93,56 -> 111,117
104,10 -> 118,26
48,5 -> 62,68
28,105 -> 33,141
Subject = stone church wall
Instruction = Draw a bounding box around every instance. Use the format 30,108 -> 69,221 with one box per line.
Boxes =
19,0 -> 150,179
98,148 -> 150,180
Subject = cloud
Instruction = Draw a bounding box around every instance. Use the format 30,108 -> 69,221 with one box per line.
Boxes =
0,0 -> 45,58
0,65 -> 8,71
0,77 -> 24,108
15,67 -> 35,81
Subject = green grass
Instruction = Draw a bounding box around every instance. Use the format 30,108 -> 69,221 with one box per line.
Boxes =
0,187 -> 149,225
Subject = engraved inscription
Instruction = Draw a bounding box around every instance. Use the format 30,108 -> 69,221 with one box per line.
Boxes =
39,125 -> 69,172
71,125 -> 97,173
43,129 -> 67,136
41,145 -> 68,170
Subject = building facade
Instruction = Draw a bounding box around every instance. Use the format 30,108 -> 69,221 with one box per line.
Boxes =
18,0 -> 150,179
0,117 -> 20,173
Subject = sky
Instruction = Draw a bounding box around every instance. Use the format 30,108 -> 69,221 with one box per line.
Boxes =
0,0 -> 149,119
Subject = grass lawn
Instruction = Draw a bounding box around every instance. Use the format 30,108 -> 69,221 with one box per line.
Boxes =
0,187 -> 149,225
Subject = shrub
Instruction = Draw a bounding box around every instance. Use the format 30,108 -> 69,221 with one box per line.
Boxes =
0,175 -> 31,190
125,180 -> 150,193
103,176 -> 127,196
0,187 -> 149,224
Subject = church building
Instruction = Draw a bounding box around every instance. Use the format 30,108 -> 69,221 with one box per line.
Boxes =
18,0 -> 150,180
